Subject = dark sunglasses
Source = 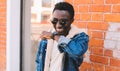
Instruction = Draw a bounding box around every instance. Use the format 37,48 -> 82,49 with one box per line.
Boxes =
51,19 -> 69,25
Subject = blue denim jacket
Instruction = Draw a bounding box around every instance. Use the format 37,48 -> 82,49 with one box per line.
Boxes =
36,32 -> 89,71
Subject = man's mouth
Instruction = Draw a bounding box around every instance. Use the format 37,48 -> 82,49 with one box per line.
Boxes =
56,28 -> 63,32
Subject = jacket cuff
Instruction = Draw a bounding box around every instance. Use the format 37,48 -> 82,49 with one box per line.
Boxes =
58,36 -> 71,52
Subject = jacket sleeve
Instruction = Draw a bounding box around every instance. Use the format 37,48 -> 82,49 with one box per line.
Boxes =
58,32 -> 89,58
36,39 -> 47,71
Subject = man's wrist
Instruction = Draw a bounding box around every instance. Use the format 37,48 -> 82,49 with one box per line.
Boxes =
51,32 -> 59,40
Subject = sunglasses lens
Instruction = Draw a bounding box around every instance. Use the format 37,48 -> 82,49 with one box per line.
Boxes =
60,21 -> 66,25
51,20 -> 57,24
51,19 -> 68,25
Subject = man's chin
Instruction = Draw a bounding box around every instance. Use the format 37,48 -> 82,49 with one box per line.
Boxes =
56,31 -> 64,35
57,31 -> 63,35
56,29 -> 63,32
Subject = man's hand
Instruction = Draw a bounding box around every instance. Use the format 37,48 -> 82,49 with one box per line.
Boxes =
40,31 -> 60,41
40,31 -> 52,39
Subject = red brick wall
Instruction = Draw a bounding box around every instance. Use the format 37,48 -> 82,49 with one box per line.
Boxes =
0,0 -> 6,71
0,0 -> 120,71
65,0 -> 120,71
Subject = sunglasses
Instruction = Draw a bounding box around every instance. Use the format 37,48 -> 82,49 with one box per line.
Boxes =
51,18 -> 69,25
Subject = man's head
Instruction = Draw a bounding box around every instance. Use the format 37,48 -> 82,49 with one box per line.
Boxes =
53,2 -> 74,19
51,2 -> 74,36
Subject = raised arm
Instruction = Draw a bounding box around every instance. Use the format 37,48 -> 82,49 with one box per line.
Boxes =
58,32 -> 89,58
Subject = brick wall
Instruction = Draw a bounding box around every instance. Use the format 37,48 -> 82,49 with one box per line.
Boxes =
65,0 -> 120,71
0,0 -> 6,71
0,0 -> 120,71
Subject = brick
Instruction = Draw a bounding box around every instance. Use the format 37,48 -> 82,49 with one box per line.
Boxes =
0,37 -> 6,42
81,13 -> 91,21
87,29 -> 92,37
0,55 -> 6,69
112,5 -> 120,13
106,0 -> 120,4
0,45 -> 6,49
79,62 -> 92,71
90,55 -> 108,65
87,22 -> 109,30
0,0 -> 6,2
0,8 -> 6,12
0,49 -> 6,56
74,13 -> 81,20
93,0 -> 104,4
104,14 -> 120,22
74,0 -> 92,4
93,63 -> 104,71
74,22 -> 87,28
79,5 -> 89,12
92,31 -> 104,38
89,38 -> 104,47
0,26 -> 6,32
74,5 -> 79,12
73,21 -> 78,25
110,58 -> 120,67
90,5 -> 111,12
65,0 -> 73,4
104,40 -> 116,49
0,12 -> 6,17
0,41 -> 6,46
0,32 -> 6,36
113,50 -> 120,59
105,66 -> 120,71
88,46 -> 92,53
104,49 -> 113,57
0,2 -> 6,7
91,13 -> 103,21
0,0 -> 6,71
92,47 -> 103,55
0,18 -> 6,23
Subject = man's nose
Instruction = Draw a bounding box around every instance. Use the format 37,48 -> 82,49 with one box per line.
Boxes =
56,21 -> 62,27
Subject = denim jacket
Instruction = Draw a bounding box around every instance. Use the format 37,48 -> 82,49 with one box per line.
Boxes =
36,32 -> 89,71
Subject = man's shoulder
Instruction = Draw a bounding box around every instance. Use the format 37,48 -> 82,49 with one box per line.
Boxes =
71,25 -> 87,34
67,25 -> 88,38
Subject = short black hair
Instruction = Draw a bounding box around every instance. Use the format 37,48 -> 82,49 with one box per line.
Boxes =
53,2 -> 74,19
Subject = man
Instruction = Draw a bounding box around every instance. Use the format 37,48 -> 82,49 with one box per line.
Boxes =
36,2 -> 89,71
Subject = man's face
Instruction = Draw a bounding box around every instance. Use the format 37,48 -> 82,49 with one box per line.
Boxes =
51,10 -> 73,36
